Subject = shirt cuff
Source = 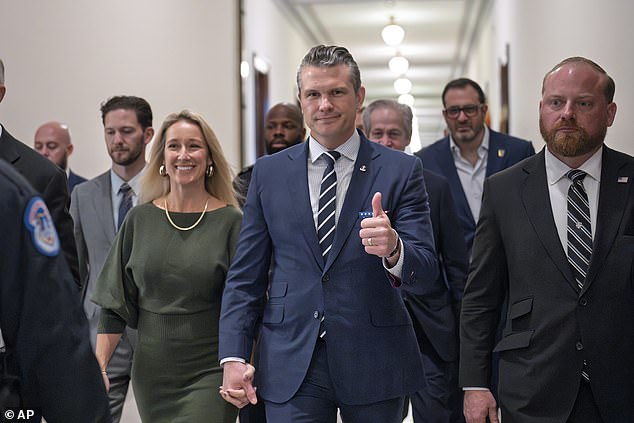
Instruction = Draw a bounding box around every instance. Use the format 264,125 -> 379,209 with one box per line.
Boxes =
220,357 -> 246,367
463,387 -> 490,391
383,237 -> 404,278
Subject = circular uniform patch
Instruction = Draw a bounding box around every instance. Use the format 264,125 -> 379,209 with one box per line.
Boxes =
23,196 -> 60,256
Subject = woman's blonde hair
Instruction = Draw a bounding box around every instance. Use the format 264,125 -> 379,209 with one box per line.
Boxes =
140,110 -> 237,208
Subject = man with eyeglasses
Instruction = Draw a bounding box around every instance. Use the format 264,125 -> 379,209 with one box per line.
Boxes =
416,78 -> 535,256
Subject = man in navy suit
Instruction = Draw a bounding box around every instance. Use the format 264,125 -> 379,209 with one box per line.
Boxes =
219,45 -> 438,423
364,99 -> 468,423
34,121 -> 87,193
416,78 -> 535,256
461,57 -> 634,423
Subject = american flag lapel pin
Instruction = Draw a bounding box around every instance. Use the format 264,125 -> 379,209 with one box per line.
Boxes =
618,176 -> 629,183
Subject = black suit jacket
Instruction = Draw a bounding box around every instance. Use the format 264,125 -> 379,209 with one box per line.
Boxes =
0,126 -> 79,288
402,168 -> 468,362
460,147 -> 634,422
0,160 -> 111,422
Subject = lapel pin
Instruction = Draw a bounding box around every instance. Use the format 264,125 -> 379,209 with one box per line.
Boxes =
618,176 -> 629,183
359,165 -> 367,172
497,149 -> 506,158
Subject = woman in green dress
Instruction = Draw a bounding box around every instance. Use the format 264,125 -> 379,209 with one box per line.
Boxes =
93,110 -> 242,422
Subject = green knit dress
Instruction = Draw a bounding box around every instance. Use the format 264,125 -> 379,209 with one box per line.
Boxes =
92,203 -> 241,423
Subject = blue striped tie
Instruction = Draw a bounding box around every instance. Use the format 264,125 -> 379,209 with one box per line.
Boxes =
118,182 -> 133,229
317,151 -> 340,262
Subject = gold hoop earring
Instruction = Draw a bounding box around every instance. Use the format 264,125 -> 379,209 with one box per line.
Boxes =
206,165 -> 214,177
159,164 -> 167,176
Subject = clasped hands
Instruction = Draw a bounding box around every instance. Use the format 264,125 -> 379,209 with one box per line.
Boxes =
219,361 -> 257,408
359,192 -> 399,264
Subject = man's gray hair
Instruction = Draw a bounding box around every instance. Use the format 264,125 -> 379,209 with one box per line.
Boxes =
0,58 -> 5,84
363,99 -> 413,141
296,45 -> 361,93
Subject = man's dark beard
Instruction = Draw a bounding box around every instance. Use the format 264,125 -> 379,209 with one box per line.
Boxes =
539,118 -> 606,157
265,138 -> 302,155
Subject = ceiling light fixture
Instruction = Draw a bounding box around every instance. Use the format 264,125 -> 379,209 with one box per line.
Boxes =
394,77 -> 412,95
388,54 -> 409,76
398,94 -> 415,107
381,16 -> 405,46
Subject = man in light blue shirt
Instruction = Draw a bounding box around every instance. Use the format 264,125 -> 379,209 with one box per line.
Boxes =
70,96 -> 154,422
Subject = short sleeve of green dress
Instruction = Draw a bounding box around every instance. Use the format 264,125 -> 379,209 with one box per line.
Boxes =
92,203 -> 242,423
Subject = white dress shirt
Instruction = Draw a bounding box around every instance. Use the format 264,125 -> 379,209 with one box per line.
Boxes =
450,126 -> 490,221
545,146 -> 601,250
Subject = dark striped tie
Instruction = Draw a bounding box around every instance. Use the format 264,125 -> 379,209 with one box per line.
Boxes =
118,182 -> 133,229
567,169 -> 593,383
566,169 -> 592,291
317,151 -> 341,262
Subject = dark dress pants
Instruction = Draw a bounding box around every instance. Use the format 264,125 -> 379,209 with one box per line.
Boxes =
264,339 -> 404,423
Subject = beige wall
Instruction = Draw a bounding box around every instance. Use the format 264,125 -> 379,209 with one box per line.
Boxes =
0,0 -> 240,178
240,0 -> 310,167
459,0 -> 633,156
497,0 -> 634,155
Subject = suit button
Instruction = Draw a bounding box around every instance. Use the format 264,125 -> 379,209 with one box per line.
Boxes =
322,274 -> 330,282
579,298 -> 588,306
313,311 -> 319,319
576,341 -> 584,351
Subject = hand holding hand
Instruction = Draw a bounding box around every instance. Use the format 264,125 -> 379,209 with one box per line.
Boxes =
219,362 -> 257,408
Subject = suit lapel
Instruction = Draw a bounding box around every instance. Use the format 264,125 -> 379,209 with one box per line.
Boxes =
438,138 -> 475,224
583,147 -> 632,292
286,144 -> 324,270
93,172 -> 117,242
324,137 -> 379,272
486,130 -> 510,176
521,152 -> 577,291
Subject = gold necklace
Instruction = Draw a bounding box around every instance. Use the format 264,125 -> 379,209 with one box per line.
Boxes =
164,198 -> 209,231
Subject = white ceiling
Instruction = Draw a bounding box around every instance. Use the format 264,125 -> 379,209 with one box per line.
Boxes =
274,0 -> 492,146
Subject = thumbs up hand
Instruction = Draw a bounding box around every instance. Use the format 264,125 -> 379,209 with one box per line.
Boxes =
360,192 -> 400,264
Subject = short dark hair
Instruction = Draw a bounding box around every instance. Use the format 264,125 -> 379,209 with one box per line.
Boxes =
0,58 -> 5,84
296,45 -> 362,93
441,78 -> 486,107
100,96 -> 153,129
542,56 -> 615,103
363,99 -> 413,141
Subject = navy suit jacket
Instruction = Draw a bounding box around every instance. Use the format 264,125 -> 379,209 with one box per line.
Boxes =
219,134 -> 438,405
402,169 -> 468,362
415,129 -> 534,254
68,169 -> 87,193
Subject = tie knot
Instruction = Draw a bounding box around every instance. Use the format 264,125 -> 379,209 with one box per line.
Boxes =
322,151 -> 341,165
567,169 -> 587,184
119,182 -> 132,195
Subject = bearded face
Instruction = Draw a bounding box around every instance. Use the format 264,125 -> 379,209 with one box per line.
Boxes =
539,116 -> 606,157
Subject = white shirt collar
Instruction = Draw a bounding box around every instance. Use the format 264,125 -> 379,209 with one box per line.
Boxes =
309,130 -> 360,163
545,146 -> 603,186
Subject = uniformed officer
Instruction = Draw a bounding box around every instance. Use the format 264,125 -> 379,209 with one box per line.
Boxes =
0,159 -> 111,422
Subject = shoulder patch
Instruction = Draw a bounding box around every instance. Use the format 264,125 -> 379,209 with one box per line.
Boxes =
23,197 -> 60,256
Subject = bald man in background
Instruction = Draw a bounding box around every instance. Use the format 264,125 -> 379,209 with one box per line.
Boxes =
34,121 -> 87,193
234,102 -> 305,208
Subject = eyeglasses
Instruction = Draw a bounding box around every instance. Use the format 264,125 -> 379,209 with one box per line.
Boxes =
444,104 -> 482,119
